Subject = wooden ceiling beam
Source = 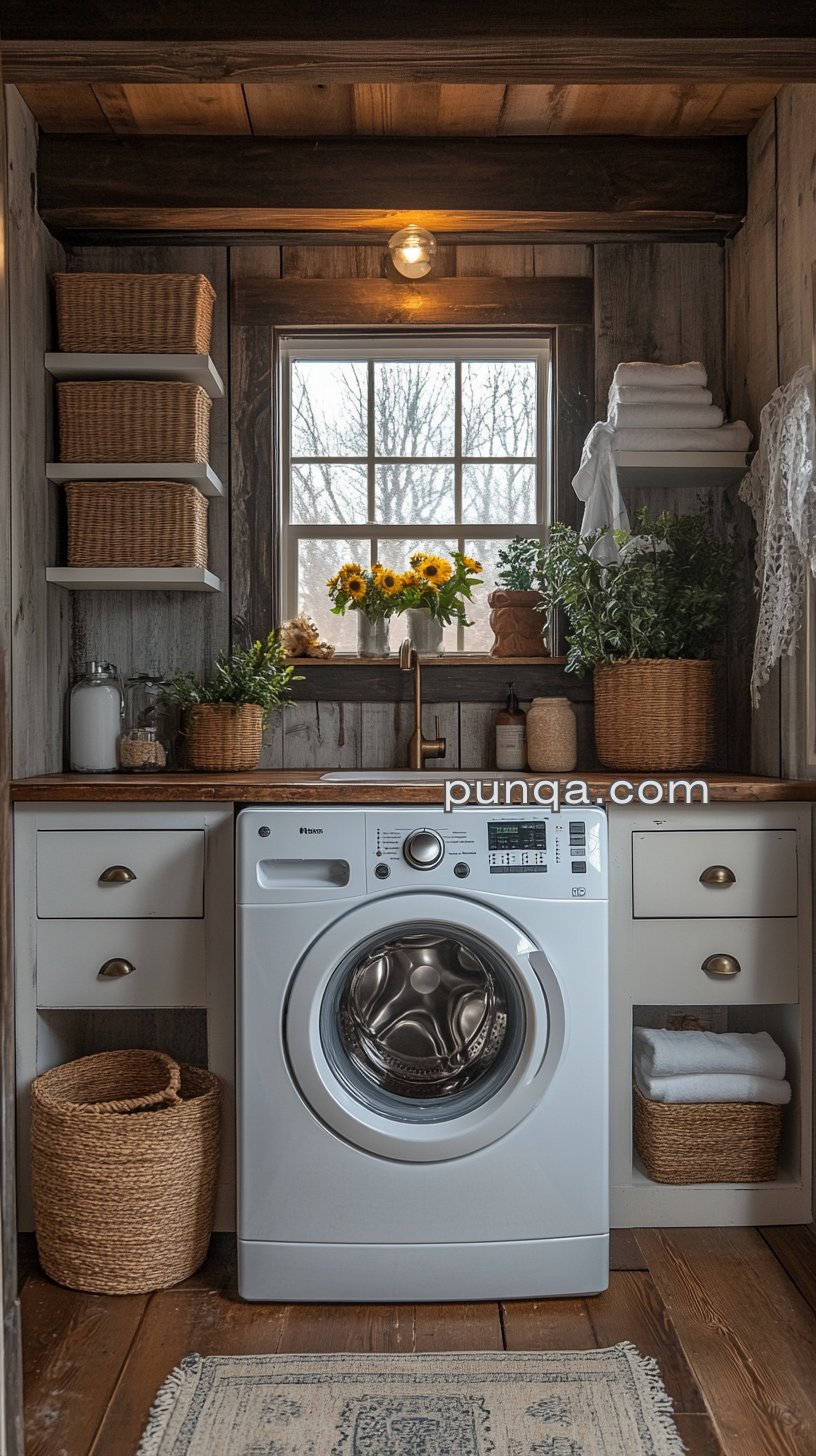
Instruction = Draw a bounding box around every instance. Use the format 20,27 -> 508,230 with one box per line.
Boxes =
38,134 -> 746,237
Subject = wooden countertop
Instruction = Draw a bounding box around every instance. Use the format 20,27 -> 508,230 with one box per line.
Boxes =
9,771 -> 816,803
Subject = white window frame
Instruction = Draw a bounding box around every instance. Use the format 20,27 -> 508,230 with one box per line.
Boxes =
279,332 -> 553,653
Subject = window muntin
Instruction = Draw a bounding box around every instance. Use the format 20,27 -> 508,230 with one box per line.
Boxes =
281,336 -> 552,652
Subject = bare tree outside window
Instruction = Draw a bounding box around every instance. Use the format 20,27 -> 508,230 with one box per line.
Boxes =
282,337 -> 551,651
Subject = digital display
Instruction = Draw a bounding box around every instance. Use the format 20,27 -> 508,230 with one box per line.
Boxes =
488,821 -> 546,851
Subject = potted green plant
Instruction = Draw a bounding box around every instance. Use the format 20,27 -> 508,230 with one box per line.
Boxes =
168,634 -> 302,771
488,537 -> 548,658
327,561 -> 404,657
536,510 -> 740,770
398,550 -> 483,654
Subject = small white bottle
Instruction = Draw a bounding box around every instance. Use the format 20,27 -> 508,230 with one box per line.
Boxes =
69,661 -> 123,772
495,684 -> 527,771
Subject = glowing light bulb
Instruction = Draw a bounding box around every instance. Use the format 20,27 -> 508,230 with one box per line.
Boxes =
388,225 -> 437,279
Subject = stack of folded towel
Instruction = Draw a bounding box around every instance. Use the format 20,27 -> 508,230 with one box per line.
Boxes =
608,361 -> 752,453
633,1027 -> 791,1105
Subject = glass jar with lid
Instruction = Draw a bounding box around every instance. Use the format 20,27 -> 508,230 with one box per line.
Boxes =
119,670 -> 174,772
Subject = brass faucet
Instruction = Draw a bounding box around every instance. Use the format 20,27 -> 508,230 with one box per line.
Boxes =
399,637 -> 446,771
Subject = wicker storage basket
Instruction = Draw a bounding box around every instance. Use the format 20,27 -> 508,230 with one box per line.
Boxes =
54,272 -> 215,354
57,380 -> 211,463
633,1081 -> 782,1184
594,658 -> 716,771
65,480 -> 208,569
185,702 -> 264,771
31,1051 -> 221,1294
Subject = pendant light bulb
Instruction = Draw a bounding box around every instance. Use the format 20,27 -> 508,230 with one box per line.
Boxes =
388,225 -> 437,279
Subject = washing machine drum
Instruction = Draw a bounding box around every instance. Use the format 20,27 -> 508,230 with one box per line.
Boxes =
339,931 -> 507,1098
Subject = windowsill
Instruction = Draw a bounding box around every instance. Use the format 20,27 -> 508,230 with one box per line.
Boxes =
287,654 -> 566,666
286,654 -> 590,704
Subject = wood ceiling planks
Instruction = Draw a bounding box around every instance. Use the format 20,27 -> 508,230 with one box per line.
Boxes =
18,81 -> 778,138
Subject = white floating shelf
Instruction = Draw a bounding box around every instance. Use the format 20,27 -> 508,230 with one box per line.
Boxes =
46,461 -> 224,497
614,450 -> 750,489
46,567 -> 222,592
44,352 -> 225,399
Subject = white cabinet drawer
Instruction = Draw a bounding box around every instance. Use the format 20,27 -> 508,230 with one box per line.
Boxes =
629,918 -> 799,1004
632,830 -> 797,918
37,830 -> 204,919
36,919 -> 206,1008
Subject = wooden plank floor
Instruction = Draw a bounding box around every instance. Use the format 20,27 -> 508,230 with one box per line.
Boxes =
17,1226 -> 816,1456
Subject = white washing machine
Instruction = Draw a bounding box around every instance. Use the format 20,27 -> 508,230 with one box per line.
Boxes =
237,804 -> 609,1302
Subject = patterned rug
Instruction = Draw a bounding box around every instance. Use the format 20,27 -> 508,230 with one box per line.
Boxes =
135,1345 -> 685,1456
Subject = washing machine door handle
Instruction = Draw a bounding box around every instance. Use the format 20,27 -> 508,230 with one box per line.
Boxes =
525,949 -> 566,1079
527,948 -> 556,988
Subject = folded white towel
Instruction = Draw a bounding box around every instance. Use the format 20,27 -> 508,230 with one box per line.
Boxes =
633,1027 -> 787,1080
634,1065 -> 791,1105
613,361 -> 708,389
609,384 -> 714,407
613,422 -> 752,452
609,403 -> 724,430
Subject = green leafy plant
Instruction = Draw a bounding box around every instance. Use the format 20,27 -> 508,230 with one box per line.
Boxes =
495,537 -> 543,591
536,509 -> 740,676
168,634 -> 302,725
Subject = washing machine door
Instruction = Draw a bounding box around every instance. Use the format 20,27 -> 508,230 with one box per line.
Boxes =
284,892 -> 565,1162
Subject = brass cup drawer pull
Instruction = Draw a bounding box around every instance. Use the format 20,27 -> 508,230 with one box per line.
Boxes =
98,865 -> 138,885
702,953 -> 741,978
97,958 -> 135,980
699,864 -> 736,887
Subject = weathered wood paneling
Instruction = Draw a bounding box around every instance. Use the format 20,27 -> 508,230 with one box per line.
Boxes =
67,244 -> 231,694
6,87 -> 70,776
775,85 -> 816,382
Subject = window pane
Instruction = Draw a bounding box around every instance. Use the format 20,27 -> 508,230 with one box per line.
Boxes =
462,463 -> 537,524
375,465 -> 455,525
462,360 -> 537,457
291,361 -> 367,457
374,362 -> 455,457
295,538 -> 370,651
290,464 -> 368,525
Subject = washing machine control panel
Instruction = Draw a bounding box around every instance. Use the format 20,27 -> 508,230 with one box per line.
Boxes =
366,809 -> 606,898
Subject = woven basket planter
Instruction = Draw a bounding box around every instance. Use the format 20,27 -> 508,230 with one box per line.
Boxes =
593,658 -> 716,771
31,1051 -> 221,1294
58,380 -> 211,463
185,702 -> 264,771
488,590 -> 548,658
66,481 -> 208,568
633,1081 -> 782,1184
54,272 -> 215,354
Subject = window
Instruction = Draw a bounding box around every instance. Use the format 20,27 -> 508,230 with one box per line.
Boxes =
281,335 -> 552,652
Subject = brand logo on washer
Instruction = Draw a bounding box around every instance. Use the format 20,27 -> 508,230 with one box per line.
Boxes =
299,826 -> 323,834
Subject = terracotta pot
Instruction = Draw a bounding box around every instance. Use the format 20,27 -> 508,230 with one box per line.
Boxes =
488,590 -> 548,658
593,659 -> 716,771
185,702 -> 264,772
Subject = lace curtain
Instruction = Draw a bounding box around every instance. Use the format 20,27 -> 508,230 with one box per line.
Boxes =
739,366 -> 816,707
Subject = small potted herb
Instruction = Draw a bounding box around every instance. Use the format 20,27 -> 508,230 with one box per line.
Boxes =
488,538 -> 548,658
168,634 -> 302,771
536,509 -> 740,770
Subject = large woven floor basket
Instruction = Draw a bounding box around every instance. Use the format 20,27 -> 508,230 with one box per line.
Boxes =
32,1049 -> 221,1294
58,380 -> 211,463
633,1081 -> 782,1184
54,272 -> 215,354
66,481 -> 208,568
594,658 -> 716,771
185,702 -> 264,771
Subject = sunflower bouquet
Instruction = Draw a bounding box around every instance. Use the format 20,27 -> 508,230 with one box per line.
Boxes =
399,550 -> 483,626
326,562 -> 406,621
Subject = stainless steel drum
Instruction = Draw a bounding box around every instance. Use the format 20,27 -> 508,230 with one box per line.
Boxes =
339,931 -> 508,1098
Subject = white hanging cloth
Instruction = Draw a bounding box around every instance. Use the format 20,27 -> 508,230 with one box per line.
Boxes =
571,421 -> 631,562
739,365 -> 816,707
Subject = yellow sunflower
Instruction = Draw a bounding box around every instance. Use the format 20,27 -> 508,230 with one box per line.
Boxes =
345,575 -> 367,600
374,565 -> 402,596
410,551 -> 427,567
326,572 -> 340,589
460,554 -> 482,573
338,561 -> 364,582
419,554 -> 452,585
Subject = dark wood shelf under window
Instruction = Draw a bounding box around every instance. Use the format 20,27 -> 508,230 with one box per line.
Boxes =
286,654 -> 591,703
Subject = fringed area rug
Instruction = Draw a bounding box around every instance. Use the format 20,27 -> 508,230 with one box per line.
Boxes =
136,1344 -> 686,1456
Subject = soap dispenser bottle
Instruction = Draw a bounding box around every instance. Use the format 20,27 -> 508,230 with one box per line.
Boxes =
495,683 -> 527,771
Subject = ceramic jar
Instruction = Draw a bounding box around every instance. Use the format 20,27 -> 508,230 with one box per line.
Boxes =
404,607 -> 444,655
526,696 -> 578,772
357,614 -> 390,658
488,590 -> 547,657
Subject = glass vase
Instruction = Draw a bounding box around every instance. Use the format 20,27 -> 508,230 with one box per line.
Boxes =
357,614 -> 390,658
404,606 -> 445,655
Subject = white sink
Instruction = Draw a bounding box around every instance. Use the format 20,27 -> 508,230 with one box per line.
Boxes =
319,770 -> 527,782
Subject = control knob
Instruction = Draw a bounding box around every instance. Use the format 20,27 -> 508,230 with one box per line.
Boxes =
403,828 -> 445,870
